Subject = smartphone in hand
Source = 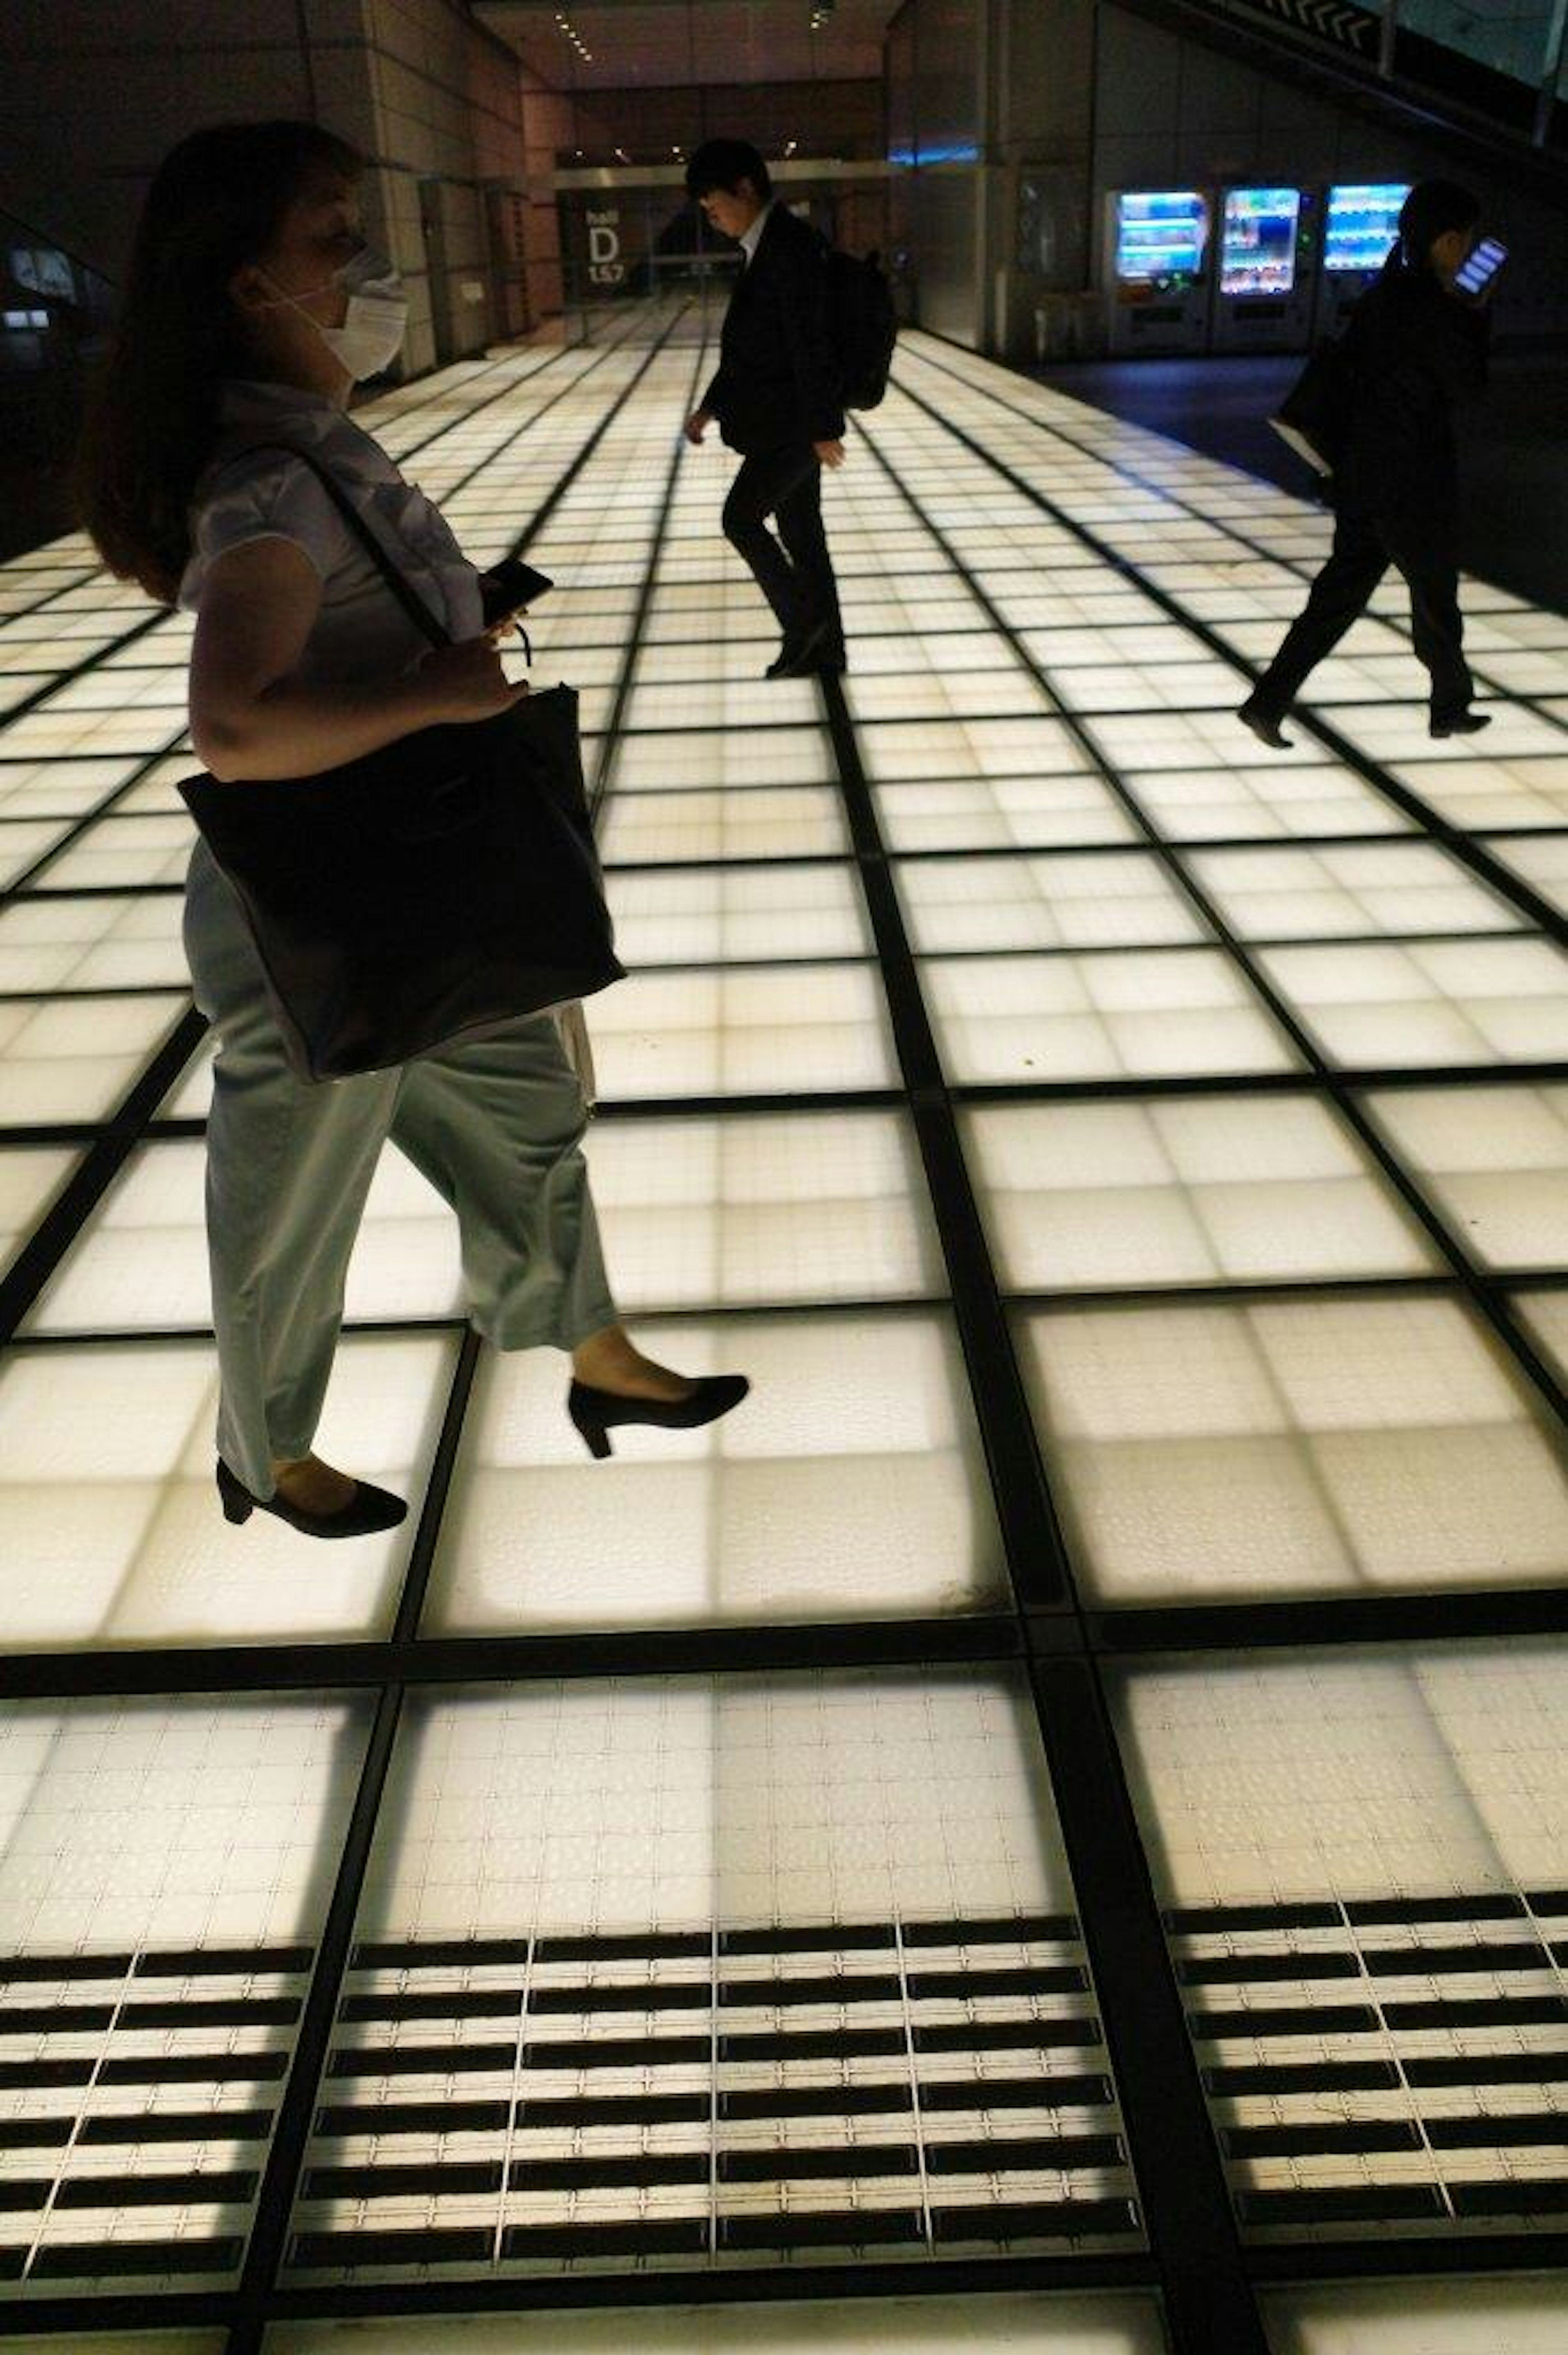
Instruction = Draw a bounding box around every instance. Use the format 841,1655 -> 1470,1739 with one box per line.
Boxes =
1453,236 -> 1507,297
479,557 -> 555,629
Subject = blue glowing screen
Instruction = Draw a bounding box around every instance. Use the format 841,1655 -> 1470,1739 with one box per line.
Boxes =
1114,191 -> 1207,284
1324,183 -> 1410,274
1221,187 -> 1303,296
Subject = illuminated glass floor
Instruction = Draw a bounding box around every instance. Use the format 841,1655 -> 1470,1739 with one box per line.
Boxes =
0,324 -> 1564,2355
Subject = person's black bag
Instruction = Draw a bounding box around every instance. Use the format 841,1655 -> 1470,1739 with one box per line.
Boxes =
178,445 -> 621,1084
825,247 -> 898,410
1268,333 -> 1355,477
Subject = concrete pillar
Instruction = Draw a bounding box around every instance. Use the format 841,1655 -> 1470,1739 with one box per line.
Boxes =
982,0 -> 1098,363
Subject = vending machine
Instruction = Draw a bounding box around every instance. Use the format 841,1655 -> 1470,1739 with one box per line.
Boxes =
1104,190 -> 1212,355
1315,182 -> 1409,336
1210,185 -> 1318,351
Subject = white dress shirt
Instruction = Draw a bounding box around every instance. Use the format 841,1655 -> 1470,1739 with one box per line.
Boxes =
738,199 -> 777,270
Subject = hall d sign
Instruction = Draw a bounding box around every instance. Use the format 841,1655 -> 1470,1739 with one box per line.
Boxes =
587,207 -> 624,285
1248,0 -> 1377,51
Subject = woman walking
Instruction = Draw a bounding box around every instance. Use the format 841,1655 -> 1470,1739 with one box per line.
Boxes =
78,119 -> 746,1538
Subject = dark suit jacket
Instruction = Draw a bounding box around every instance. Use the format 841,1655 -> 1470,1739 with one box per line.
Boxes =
1336,255 -> 1489,526
702,204 -> 845,455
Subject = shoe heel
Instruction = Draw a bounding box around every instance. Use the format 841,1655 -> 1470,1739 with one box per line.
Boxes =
216,1463 -> 254,1525
567,1392 -> 615,1459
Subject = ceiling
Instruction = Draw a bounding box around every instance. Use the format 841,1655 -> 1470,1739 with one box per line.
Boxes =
474,1 -> 902,89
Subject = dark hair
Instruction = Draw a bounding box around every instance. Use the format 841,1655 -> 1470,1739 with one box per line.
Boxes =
684,140 -> 772,203
1399,179 -> 1481,268
76,119 -> 363,603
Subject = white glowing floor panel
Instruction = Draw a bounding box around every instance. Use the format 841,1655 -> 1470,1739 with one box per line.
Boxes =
425,1310 -> 1006,1632
0,1692 -> 368,2287
1017,1296 -> 1568,1603
963,1095 -> 1438,1291
1112,1644 -> 1568,2239
1362,1084 -> 1568,1269
0,339 -> 1558,1632
605,863 -> 873,965
925,949 -> 1301,1086
263,2293 -> 1167,2353
0,1145 -> 78,1283
0,994 -> 188,1124
289,1670 -> 1141,2275
0,1335 -> 453,1648
24,1110 -> 944,1336
0,326 -> 1563,2313
1,2334 -> 221,2355
1515,1287 -> 1568,1382
1262,2281 -> 1568,2355
0,893 -> 188,993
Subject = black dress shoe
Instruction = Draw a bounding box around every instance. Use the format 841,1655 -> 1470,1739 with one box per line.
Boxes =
765,619 -> 831,680
1237,696 -> 1292,750
568,1374 -> 750,1461
1430,708 -> 1492,738
216,1458 -> 407,1539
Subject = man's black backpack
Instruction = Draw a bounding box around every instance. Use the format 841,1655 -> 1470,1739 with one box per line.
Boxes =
1268,332 -> 1356,477
824,247 -> 897,411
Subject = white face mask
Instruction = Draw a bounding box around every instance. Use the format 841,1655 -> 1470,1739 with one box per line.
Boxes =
261,246 -> 408,380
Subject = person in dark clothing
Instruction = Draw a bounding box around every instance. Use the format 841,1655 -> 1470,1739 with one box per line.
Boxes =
1239,179 -> 1493,748
682,140 -> 847,679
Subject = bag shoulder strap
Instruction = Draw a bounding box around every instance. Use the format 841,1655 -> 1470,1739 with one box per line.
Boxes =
227,438 -> 451,650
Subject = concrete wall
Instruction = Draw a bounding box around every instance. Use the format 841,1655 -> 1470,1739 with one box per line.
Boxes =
0,0 -> 533,375
359,0 -> 528,372
989,0 -> 1099,359
886,0 -> 986,346
881,0 -> 1568,358
1091,1 -> 1568,344
522,69 -> 571,323
0,0 -> 332,277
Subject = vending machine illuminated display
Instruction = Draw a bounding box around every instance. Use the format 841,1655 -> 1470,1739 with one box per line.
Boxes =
1221,187 -> 1301,296
1116,190 -> 1207,283
1317,181 -> 1409,334
1105,190 -> 1212,353
1212,185 -> 1318,352
1323,182 -> 1408,273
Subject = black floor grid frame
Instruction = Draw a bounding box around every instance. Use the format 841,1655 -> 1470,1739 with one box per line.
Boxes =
0,312 -> 1564,2355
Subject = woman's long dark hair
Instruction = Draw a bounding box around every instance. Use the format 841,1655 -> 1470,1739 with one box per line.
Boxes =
76,120 -> 362,603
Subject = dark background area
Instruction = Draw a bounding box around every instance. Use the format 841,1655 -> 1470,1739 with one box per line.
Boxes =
1038,351 -> 1568,615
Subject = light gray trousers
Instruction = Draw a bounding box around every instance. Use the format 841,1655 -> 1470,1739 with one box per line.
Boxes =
184,840 -> 618,1498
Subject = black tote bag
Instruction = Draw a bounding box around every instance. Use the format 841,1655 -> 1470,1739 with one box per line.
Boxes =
179,444 -> 622,1083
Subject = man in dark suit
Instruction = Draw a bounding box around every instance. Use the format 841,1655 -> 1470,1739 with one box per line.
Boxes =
683,140 -> 847,679
1240,180 -> 1493,748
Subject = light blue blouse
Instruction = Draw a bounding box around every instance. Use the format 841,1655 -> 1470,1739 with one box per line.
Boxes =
178,378 -> 484,683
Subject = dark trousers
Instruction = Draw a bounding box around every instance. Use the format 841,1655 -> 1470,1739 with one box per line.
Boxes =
722,443 -> 843,652
1254,506 -> 1472,721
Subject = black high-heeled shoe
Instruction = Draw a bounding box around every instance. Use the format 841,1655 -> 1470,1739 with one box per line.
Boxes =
567,1374 -> 750,1461
216,1458 -> 408,1539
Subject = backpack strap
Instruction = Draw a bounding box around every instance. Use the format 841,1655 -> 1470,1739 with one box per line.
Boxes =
227,439 -> 451,651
